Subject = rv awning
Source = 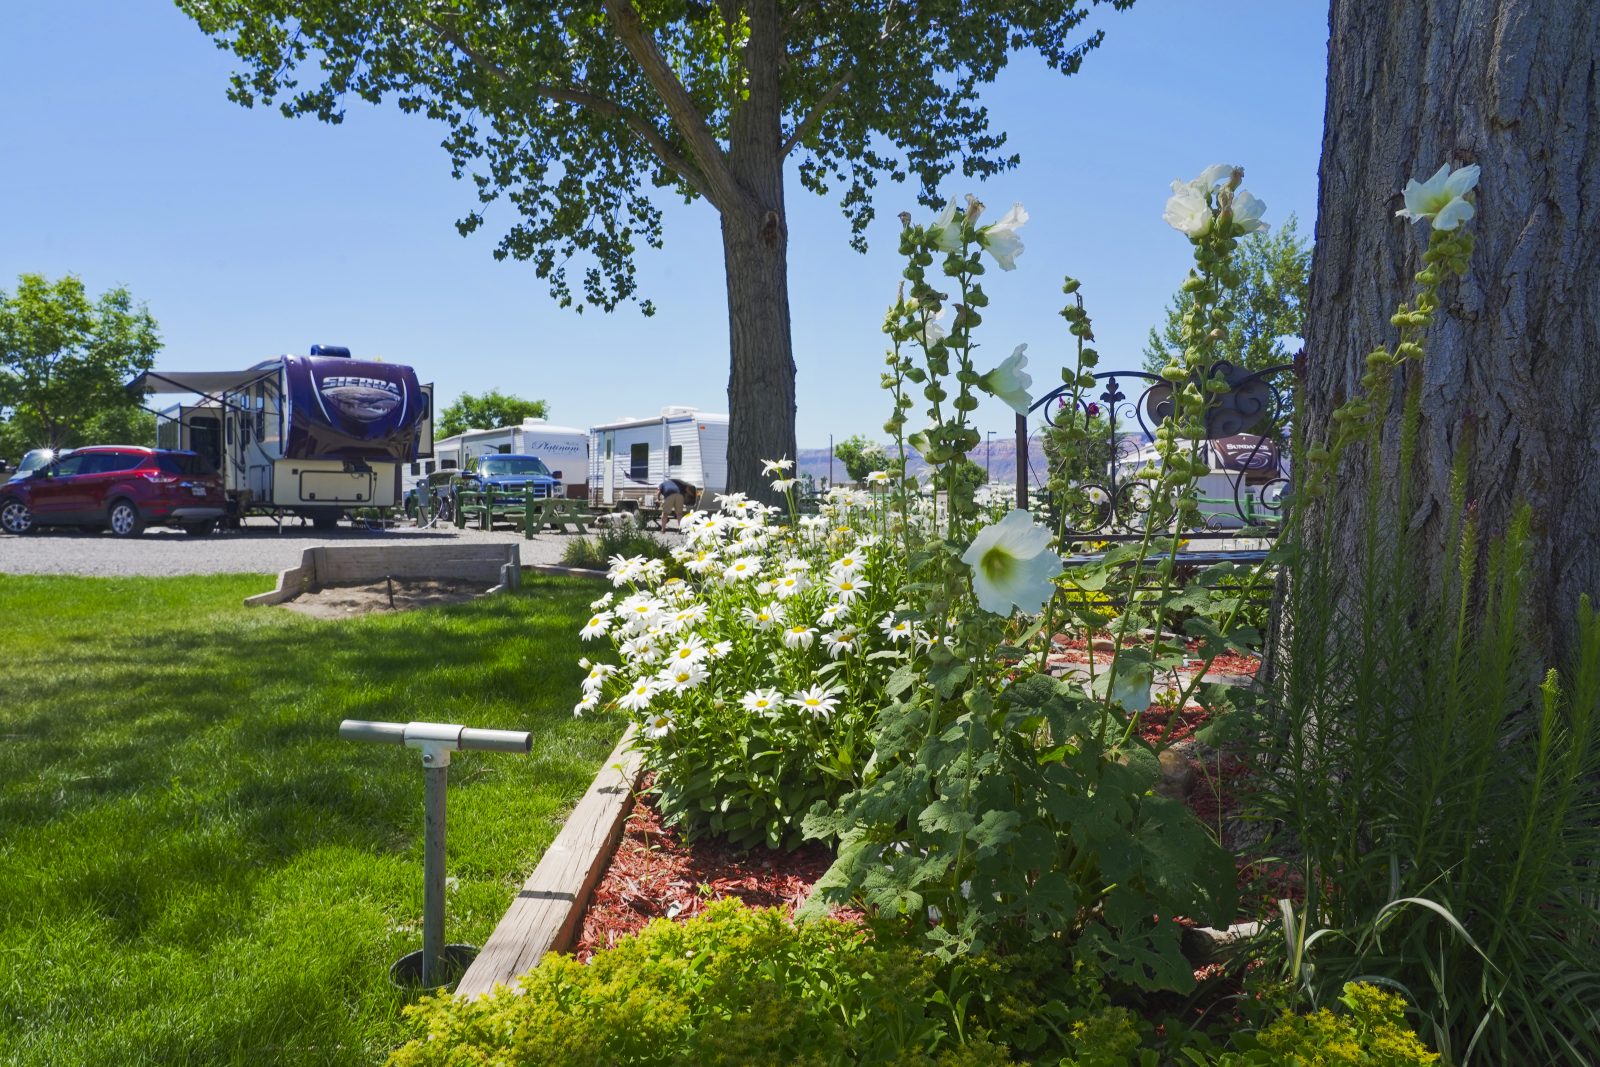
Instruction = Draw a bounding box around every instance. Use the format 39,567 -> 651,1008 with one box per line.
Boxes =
128,367 -> 277,396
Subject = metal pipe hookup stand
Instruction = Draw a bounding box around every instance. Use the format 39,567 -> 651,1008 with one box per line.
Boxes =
339,719 -> 532,989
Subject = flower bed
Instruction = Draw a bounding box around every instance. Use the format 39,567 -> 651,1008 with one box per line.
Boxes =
573,779 -> 841,961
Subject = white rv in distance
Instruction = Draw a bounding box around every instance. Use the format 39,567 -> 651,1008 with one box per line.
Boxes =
588,407 -> 729,509
432,418 -> 589,498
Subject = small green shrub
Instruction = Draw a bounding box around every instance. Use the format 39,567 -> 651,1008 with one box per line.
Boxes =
1196,984 -> 1440,1067
389,900 -> 1010,1066
560,516 -> 676,571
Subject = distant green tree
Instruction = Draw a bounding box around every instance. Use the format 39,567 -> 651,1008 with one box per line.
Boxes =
0,273 -> 161,457
832,435 -> 888,484
436,390 -> 550,439
1142,214 -> 1310,376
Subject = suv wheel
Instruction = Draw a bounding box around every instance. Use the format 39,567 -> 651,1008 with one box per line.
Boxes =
0,497 -> 33,535
107,498 -> 145,538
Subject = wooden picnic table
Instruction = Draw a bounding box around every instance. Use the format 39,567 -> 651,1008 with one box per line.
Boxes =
522,497 -> 593,536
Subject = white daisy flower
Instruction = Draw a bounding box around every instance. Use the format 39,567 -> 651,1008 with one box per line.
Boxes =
865,470 -> 892,485
579,610 -> 614,641
829,552 -> 864,575
789,685 -> 841,719
657,662 -> 709,693
774,572 -> 808,599
771,478 -> 798,492
761,458 -> 795,474
667,634 -> 710,665
781,624 -> 817,650
589,591 -> 615,610
618,679 -> 658,712
741,603 -> 785,630
710,639 -> 733,659
822,626 -> 859,659
573,693 -> 599,717
819,601 -> 850,626
783,559 -> 811,573
879,614 -> 913,642
740,688 -> 783,715
826,572 -> 870,604
582,662 -> 617,692
722,556 -> 761,582
643,709 -> 676,738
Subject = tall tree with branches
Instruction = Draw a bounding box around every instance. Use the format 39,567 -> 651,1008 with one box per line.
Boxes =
178,0 -> 1133,496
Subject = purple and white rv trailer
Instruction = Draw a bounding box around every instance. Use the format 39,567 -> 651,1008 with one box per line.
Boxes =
132,345 -> 433,528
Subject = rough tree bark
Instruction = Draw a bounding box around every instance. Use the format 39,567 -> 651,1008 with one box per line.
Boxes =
1304,0 -> 1600,659
721,0 -> 797,497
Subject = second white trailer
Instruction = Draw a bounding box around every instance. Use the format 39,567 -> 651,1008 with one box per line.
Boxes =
588,407 -> 729,509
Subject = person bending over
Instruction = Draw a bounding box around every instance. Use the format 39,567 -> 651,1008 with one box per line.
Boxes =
658,477 -> 696,532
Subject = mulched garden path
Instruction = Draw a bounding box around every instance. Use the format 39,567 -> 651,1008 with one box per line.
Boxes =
572,778 -> 839,960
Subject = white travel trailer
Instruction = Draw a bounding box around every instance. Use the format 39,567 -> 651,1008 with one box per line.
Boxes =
432,418 -> 589,498
588,407 -> 729,508
132,345 -> 433,527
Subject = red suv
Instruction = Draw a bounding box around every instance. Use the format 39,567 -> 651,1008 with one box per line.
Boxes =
0,446 -> 226,537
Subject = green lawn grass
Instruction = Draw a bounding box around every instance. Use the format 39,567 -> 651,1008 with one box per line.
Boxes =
0,573 -> 617,1066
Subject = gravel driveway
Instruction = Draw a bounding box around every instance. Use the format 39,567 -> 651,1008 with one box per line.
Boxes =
0,518 -> 669,577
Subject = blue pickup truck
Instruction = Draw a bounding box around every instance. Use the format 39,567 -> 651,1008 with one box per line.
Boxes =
405,453 -> 560,520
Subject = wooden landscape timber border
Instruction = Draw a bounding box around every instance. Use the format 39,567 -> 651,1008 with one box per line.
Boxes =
455,726 -> 644,999
244,543 -> 523,606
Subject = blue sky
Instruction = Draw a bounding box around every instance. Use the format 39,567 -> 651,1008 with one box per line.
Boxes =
0,1 -> 1328,448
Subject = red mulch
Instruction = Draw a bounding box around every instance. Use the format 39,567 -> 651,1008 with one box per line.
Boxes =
572,778 -> 841,961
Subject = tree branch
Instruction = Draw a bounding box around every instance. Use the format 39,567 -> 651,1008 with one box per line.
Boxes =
781,71 -> 850,157
599,0 -> 749,213
780,2 -> 903,159
423,17 -> 717,204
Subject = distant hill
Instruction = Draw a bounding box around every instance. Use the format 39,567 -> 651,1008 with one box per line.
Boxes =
796,434 -> 1051,488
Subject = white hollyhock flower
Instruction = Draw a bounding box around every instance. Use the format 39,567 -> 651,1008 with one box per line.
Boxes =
1396,163 -> 1481,231
618,679 -> 658,713
1230,188 -> 1270,234
579,610 -> 614,641
761,458 -> 794,474
960,509 -> 1065,616
980,344 -> 1034,416
740,688 -> 783,715
915,303 -> 948,346
1163,179 -> 1214,238
1195,162 -> 1236,188
980,203 -> 1028,270
929,196 -> 964,251
781,624 -> 817,650
789,685 -> 841,719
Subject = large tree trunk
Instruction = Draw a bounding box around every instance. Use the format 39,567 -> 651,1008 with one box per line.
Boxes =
1304,0 -> 1600,658
721,0 -> 797,501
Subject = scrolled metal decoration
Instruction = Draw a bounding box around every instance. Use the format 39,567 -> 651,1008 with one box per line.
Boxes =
1024,359 -> 1294,542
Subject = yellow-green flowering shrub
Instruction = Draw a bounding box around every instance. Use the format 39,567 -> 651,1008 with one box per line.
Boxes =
388,900 -> 1012,1066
